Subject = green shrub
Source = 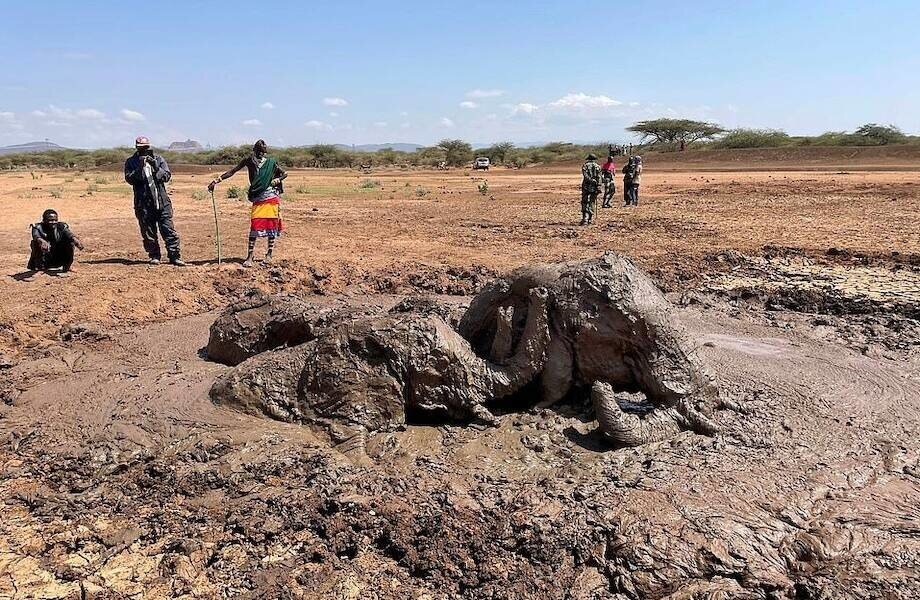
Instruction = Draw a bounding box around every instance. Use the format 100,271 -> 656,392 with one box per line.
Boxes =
295,184 -> 310,194
715,129 -> 791,149
359,179 -> 381,189
191,190 -> 207,201
415,186 -> 429,197
227,185 -> 244,199
94,175 -> 110,184
49,187 -> 63,198
477,180 -> 489,195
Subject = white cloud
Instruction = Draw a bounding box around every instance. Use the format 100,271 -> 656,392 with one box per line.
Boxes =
34,105 -> 107,122
373,121 -> 388,127
509,103 -> 539,115
76,108 -> 106,119
261,101 -> 275,110
305,120 -> 333,130
548,93 -> 623,110
120,109 -> 146,122
400,122 -> 411,129
242,119 -> 262,126
399,111 -> 409,117
466,89 -> 505,99
459,101 -> 478,109
323,97 -> 348,107
439,117 -> 455,128
0,111 -> 15,121
328,112 -> 339,118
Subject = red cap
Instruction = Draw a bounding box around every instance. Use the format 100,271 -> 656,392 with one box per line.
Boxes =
135,136 -> 150,147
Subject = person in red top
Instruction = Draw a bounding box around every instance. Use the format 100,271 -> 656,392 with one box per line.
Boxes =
601,155 -> 617,208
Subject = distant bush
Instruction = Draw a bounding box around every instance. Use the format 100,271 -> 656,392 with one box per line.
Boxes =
49,187 -> 63,198
2,120 -> 917,173
714,129 -> 791,149
226,185 -> 244,199
415,186 -> 429,197
359,179 -> 381,189
94,175 -> 109,184
295,184 -> 310,194
191,190 -> 207,201
477,180 -> 489,195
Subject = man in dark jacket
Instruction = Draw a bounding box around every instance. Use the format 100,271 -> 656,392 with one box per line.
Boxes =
124,136 -> 184,265
27,209 -> 84,273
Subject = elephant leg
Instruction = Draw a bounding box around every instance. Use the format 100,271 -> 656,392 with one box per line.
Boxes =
538,335 -> 573,408
489,306 -> 514,363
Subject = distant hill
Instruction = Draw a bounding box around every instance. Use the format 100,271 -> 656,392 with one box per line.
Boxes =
167,139 -> 204,153
334,143 -> 423,153
0,141 -> 66,156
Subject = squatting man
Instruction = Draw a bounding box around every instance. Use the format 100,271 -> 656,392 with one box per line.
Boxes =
26,209 -> 85,274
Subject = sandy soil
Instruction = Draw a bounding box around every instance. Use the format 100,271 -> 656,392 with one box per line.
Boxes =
1,154 -> 919,598
1,160 -> 918,354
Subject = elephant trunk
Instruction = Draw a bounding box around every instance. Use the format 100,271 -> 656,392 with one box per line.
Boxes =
466,287 -> 551,400
592,381 -> 683,447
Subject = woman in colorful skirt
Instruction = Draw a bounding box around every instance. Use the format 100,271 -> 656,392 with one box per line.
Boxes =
208,139 -> 287,267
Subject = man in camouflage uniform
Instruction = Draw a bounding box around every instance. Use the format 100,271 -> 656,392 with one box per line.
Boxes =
580,153 -> 601,225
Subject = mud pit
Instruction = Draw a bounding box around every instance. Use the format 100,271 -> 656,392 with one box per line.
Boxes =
1,155 -> 919,598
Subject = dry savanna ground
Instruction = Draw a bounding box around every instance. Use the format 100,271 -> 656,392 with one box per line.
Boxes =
1,150 -> 920,599
1,153 -> 918,354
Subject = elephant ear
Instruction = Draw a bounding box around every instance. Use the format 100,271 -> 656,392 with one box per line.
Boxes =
458,278 -> 512,349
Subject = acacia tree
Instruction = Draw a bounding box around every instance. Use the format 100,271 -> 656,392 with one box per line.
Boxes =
854,123 -> 906,145
437,139 -> 473,166
477,141 -> 515,163
627,119 -> 725,145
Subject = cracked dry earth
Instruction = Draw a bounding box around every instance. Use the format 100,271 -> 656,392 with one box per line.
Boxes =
1,283 -> 919,599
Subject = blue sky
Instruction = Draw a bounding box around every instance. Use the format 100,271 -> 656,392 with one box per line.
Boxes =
1,0 -> 918,148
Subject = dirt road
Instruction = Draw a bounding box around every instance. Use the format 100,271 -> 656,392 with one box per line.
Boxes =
1,154 -> 919,598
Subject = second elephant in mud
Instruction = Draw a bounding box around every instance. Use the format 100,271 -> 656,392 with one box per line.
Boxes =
210,288 -> 550,435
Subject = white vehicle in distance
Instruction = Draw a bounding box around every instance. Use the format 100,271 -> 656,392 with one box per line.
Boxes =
473,157 -> 491,170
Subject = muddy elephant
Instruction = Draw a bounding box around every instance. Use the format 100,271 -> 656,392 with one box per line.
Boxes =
209,253 -> 720,446
459,253 -> 719,446
210,288 -> 550,435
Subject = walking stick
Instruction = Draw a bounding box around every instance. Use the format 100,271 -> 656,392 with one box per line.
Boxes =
210,188 -> 222,264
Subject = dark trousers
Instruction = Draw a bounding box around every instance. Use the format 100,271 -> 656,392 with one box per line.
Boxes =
135,202 -> 181,260
581,189 -> 598,222
624,183 -> 639,206
602,179 -> 616,207
28,240 -> 74,271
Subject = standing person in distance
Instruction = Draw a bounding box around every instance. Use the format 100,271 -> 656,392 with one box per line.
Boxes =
630,156 -> 643,206
601,153 -> 617,208
208,140 -> 287,267
622,156 -> 635,206
580,153 -> 602,225
124,136 -> 184,265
